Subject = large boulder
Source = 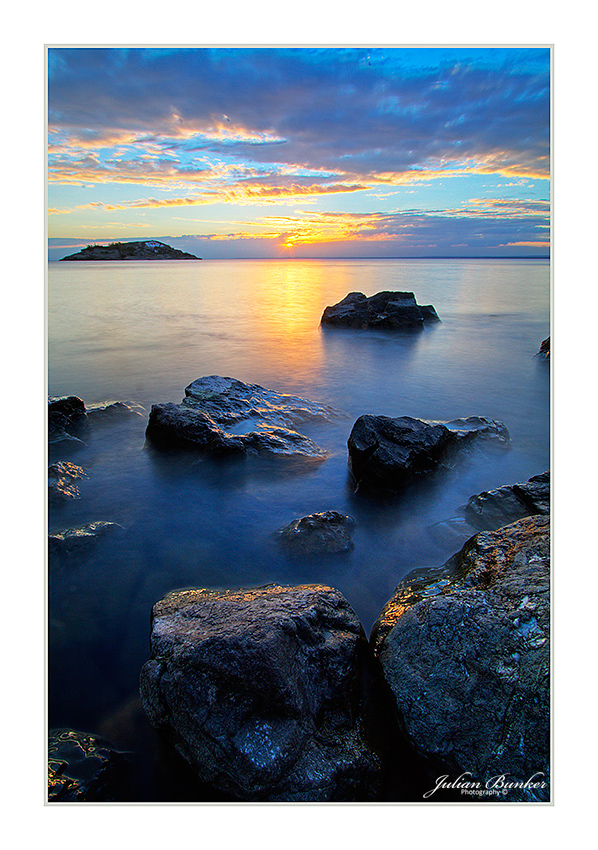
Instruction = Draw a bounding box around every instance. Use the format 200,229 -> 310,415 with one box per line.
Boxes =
371,516 -> 550,801
321,291 -> 440,329
347,414 -> 510,493
275,510 -> 356,555
48,729 -> 128,802
145,403 -> 328,459
139,584 -> 381,801
146,377 -> 342,459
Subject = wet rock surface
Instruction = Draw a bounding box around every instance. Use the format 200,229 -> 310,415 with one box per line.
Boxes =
463,471 -> 550,530
48,729 -> 129,802
371,516 -> 550,801
321,291 -> 441,329
86,401 -> 144,424
429,470 -> 550,548
139,583 -> 381,801
48,461 -> 88,505
146,402 -> 328,458
275,510 -> 356,554
183,375 -> 343,428
49,520 -> 125,558
146,377 -> 342,459
48,396 -> 89,451
348,414 -> 510,493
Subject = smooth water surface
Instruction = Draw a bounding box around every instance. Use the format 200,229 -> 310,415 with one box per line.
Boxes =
47,258 -> 550,798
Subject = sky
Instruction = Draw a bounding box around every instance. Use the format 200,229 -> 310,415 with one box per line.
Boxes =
47,46 -> 551,260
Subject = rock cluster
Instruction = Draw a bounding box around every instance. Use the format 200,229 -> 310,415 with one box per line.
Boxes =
371,515 -> 550,801
321,291 -> 440,329
348,414 -> 510,493
140,584 -> 381,801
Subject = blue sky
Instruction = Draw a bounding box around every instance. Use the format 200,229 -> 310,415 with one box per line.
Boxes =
47,46 -> 550,259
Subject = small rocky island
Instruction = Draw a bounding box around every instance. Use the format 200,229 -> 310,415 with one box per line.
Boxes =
60,240 -> 200,261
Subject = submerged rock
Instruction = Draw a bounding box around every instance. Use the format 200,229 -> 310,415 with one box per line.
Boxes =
146,377 -> 342,459
140,584 -> 381,801
371,516 -> 550,801
48,461 -> 88,505
463,471 -> 550,530
275,510 -> 356,554
86,401 -> 144,424
321,291 -> 440,330
347,414 -> 510,493
48,729 -> 128,802
48,520 -> 125,558
49,396 -> 143,452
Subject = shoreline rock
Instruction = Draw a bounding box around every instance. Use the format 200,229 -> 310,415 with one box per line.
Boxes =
140,584 -> 381,801
321,291 -> 440,330
371,516 -> 550,801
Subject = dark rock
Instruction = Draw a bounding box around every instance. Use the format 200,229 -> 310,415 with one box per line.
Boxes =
139,584 -> 381,801
275,511 -> 356,554
538,337 -> 550,359
48,729 -> 128,802
464,471 -> 550,530
347,414 -> 510,493
146,383 -> 332,459
48,461 -> 87,505
371,516 -> 550,801
48,396 -> 89,449
146,402 -> 327,459
183,375 -> 343,428
321,291 -> 440,330
60,240 -> 200,261
49,520 -> 125,558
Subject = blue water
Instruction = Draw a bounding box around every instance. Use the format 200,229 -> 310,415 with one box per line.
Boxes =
47,257 -> 550,797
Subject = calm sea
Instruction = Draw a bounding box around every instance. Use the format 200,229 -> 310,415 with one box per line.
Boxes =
47,257 -> 550,800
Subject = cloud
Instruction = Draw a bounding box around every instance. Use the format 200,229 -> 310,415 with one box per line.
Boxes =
48,47 -> 550,192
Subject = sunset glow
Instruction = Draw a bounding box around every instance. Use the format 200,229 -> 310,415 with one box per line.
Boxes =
47,47 -> 550,260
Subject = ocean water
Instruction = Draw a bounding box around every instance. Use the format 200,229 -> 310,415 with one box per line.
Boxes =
47,257 -> 550,800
